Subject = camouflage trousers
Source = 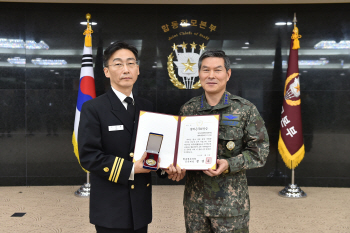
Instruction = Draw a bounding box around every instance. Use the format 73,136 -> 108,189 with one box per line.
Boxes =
184,208 -> 249,233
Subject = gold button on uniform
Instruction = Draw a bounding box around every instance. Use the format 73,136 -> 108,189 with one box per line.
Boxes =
129,153 -> 134,158
147,183 -> 150,187
131,185 -> 134,189
223,166 -> 230,174
103,167 -> 109,172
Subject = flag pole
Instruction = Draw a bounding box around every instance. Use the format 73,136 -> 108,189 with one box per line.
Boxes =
277,13 -> 306,198
75,173 -> 91,197
74,13 -> 95,198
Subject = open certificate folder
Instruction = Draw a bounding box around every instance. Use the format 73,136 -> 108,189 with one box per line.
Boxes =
133,111 -> 220,170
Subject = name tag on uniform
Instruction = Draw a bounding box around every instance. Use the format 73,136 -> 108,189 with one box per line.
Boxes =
221,120 -> 239,126
109,125 -> 124,131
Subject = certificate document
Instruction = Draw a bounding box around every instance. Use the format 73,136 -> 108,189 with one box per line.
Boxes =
176,115 -> 219,170
133,111 -> 219,170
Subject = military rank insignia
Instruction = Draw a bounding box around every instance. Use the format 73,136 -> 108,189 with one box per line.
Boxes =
226,141 -> 235,151
103,167 -> 109,172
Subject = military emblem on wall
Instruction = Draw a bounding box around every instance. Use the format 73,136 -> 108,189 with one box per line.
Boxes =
167,41 -> 206,89
160,18 -> 218,90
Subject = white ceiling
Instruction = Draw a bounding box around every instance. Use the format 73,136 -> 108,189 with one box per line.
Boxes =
1,0 -> 350,4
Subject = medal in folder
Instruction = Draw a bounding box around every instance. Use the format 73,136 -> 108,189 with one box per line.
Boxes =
143,133 -> 163,170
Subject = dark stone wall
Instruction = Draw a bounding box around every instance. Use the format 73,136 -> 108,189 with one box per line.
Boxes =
0,3 -> 349,187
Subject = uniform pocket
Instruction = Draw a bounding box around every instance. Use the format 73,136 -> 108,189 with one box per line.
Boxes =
219,125 -> 243,141
218,125 -> 243,158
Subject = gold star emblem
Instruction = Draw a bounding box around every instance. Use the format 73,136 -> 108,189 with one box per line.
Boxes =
172,43 -> 177,51
294,84 -> 300,93
181,41 -> 188,49
199,43 -> 206,51
190,42 -> 197,49
182,58 -> 196,72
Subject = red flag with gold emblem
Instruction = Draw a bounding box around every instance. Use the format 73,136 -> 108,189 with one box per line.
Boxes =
278,24 -> 305,169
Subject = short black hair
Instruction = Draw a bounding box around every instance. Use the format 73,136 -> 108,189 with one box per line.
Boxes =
198,50 -> 231,71
103,41 -> 138,67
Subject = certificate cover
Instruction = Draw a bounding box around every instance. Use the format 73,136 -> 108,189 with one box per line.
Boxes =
133,111 -> 220,170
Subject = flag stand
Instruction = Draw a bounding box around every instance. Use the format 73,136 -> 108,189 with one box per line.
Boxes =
73,13 -> 94,198
74,173 -> 90,197
278,169 -> 306,198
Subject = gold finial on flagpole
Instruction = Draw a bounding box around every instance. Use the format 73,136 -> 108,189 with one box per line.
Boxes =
83,13 -> 93,47
291,13 -> 301,50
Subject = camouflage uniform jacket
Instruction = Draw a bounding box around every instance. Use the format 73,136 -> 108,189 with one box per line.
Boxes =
179,91 -> 269,217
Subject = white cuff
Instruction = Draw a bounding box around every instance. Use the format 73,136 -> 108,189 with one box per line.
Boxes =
161,169 -> 166,176
129,164 -> 135,180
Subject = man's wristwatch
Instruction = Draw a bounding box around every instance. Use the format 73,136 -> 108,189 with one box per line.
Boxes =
223,166 -> 230,174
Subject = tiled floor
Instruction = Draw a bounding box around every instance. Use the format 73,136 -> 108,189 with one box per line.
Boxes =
0,185 -> 349,233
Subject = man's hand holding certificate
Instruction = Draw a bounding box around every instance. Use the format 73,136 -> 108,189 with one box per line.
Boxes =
166,164 -> 186,182
133,111 -> 220,171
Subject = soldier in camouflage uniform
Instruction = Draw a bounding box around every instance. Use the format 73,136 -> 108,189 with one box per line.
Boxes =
168,50 -> 269,232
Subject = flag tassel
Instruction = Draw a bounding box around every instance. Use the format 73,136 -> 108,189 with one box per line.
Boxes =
278,132 -> 305,169
291,26 -> 302,50
83,13 -> 93,47
72,132 -> 89,173
84,34 -> 92,47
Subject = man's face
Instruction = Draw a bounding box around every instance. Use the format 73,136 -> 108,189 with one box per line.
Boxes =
103,49 -> 139,92
199,57 -> 231,95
